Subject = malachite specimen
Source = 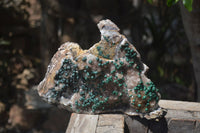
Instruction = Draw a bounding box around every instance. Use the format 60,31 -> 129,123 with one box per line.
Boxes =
38,19 -> 165,119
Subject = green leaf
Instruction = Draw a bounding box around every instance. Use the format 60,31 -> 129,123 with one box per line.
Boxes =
147,0 -> 153,4
167,0 -> 180,6
183,0 -> 193,12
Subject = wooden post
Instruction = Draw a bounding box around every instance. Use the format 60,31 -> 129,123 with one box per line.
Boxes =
66,113 -> 99,133
66,114 -> 124,133
66,100 -> 200,133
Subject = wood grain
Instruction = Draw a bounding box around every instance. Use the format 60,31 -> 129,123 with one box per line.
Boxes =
66,100 -> 200,133
66,113 -> 99,133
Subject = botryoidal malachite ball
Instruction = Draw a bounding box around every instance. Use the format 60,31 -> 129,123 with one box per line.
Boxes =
38,19 -> 165,119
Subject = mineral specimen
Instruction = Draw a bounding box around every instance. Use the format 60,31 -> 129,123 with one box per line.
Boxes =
38,19 -> 165,119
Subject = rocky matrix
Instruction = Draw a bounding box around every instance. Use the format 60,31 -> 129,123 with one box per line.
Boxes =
38,19 -> 165,119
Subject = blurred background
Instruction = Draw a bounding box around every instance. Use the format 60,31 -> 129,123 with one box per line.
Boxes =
0,0 -> 199,132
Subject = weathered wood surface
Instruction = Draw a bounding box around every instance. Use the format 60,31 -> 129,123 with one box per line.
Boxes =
159,100 -> 200,120
96,115 -> 124,133
66,114 -> 124,133
66,100 -> 200,133
66,113 -> 98,133
159,100 -> 200,112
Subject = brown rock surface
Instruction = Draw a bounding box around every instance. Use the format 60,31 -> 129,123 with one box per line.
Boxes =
38,19 -> 164,119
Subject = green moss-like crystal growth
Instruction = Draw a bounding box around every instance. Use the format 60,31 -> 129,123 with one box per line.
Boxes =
51,39 -> 160,114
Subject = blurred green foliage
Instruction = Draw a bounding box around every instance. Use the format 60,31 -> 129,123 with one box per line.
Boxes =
148,0 -> 193,11
167,0 -> 193,12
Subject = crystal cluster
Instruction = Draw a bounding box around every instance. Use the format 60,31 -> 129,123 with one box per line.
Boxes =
38,19 -> 164,119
